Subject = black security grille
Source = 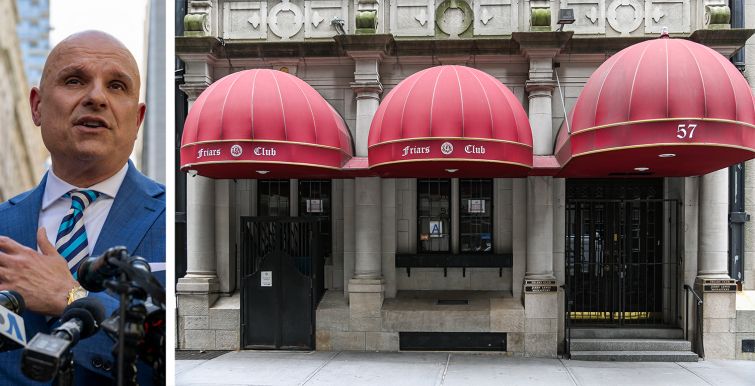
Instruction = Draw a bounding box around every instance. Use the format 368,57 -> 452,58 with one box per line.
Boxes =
258,180 -> 290,217
459,179 -> 493,253
565,180 -> 680,327
299,180 -> 332,259
418,179 -> 451,253
240,217 -> 323,350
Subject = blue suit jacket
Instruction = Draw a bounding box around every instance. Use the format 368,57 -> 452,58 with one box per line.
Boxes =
0,162 -> 165,386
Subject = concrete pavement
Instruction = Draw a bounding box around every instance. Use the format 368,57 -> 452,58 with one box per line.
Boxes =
176,351 -> 755,386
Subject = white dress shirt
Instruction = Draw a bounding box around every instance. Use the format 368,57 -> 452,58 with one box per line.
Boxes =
38,163 -> 129,252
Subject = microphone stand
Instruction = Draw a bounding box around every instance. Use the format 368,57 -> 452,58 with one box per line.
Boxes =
52,352 -> 74,386
105,272 -> 147,386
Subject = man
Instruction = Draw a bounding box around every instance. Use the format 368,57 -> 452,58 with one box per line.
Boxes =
0,31 -> 165,385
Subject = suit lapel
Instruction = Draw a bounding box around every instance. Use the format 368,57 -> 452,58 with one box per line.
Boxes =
93,163 -> 163,256
7,176 -> 46,249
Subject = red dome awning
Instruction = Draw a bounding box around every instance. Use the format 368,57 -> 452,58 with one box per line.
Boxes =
368,65 -> 533,178
555,36 -> 755,177
180,69 -> 354,179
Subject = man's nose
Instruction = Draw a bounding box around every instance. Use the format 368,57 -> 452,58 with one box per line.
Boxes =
82,82 -> 108,109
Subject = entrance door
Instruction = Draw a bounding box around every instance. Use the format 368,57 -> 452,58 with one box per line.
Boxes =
565,180 -> 679,327
240,218 -> 322,349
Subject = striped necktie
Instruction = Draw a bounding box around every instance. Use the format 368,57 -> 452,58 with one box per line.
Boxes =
55,190 -> 101,277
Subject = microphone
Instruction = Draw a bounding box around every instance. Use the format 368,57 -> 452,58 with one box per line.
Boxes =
0,290 -> 27,352
78,246 -> 150,292
78,246 -> 165,307
21,298 -> 106,382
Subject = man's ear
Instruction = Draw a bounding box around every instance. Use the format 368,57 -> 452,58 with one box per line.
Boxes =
30,87 -> 42,126
135,102 -> 146,136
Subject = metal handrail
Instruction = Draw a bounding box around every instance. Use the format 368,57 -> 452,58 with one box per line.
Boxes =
561,284 -> 570,358
683,284 -> 704,358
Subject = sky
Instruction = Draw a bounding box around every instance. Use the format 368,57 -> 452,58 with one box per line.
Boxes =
49,0 -> 149,80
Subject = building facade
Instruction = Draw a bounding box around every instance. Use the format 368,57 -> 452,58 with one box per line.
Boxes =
0,0 -> 46,201
15,0 -> 50,86
176,0 -> 755,360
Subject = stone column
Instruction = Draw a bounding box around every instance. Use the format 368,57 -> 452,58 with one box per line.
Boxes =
176,73 -> 220,349
340,38 -> 391,346
512,31 -> 571,358
522,176 -> 558,357
525,76 -> 556,155
349,176 -> 384,340
695,168 -> 736,359
343,179 -> 356,297
745,163 -> 755,290
214,180 -> 236,294
382,179 -> 397,298
350,55 -> 383,156
179,174 -> 219,294
523,58 -> 555,356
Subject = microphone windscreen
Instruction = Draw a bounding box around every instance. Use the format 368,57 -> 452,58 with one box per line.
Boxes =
60,298 -> 106,339
0,290 -> 25,314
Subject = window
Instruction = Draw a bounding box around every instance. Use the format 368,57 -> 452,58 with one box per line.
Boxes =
460,179 -> 493,253
257,180 -> 290,217
299,180 -> 332,257
418,179 -> 451,252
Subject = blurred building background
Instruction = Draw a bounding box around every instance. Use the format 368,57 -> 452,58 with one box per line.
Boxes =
15,0 -> 50,87
0,0 -> 166,202
0,0 -> 47,201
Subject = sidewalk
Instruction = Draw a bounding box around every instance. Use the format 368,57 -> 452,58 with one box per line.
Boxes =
176,351 -> 755,386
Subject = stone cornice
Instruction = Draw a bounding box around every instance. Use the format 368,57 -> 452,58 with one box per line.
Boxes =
512,31 -> 573,58
334,34 -> 394,55
688,28 -> 755,58
176,30 -> 755,61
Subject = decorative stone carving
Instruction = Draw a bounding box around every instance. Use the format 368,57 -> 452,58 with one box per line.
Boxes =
268,0 -> 304,40
356,10 -> 378,34
223,1 -> 268,39
474,0 -> 518,36
435,0 -> 473,38
607,0 -> 643,36
390,0 -> 435,37
561,0 -> 605,34
356,0 -> 380,34
644,0 -> 690,34
531,7 -> 552,32
705,4 -> 731,29
184,0 -> 213,37
305,0 -> 349,38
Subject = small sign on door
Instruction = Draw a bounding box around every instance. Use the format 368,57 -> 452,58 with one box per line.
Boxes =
429,221 -> 443,237
261,271 -> 272,287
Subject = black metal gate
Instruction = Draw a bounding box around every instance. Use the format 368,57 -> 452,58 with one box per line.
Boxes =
565,180 -> 680,327
240,217 -> 323,349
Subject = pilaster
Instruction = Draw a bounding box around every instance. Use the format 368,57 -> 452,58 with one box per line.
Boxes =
513,32 -> 572,156
335,34 -> 392,156
523,175 -> 558,357
696,168 -> 736,359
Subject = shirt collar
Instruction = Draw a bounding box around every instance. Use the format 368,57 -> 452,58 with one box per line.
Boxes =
41,163 -> 129,210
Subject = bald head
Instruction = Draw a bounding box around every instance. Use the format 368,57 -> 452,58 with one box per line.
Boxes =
30,29 -> 146,187
40,30 -> 140,92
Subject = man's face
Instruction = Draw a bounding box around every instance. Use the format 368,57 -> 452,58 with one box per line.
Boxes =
31,34 -> 145,172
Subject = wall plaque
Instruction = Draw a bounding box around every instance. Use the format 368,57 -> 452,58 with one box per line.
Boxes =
524,279 -> 558,293
700,278 -> 736,292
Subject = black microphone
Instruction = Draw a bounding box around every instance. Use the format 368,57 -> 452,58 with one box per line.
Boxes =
78,246 -> 151,292
21,298 -> 106,382
0,290 -> 25,313
0,290 -> 27,352
78,246 -> 165,307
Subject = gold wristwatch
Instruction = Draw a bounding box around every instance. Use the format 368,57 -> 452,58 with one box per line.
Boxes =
66,285 -> 88,305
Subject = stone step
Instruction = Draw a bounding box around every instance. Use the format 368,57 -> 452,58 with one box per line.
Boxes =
569,328 -> 683,339
570,338 -> 691,352
570,350 -> 699,362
